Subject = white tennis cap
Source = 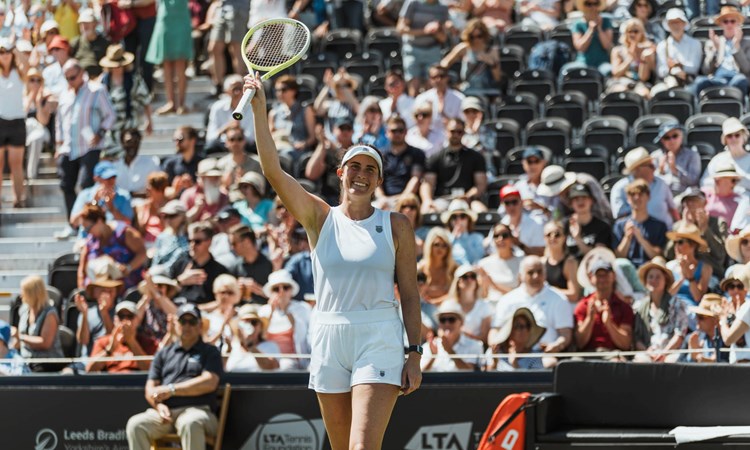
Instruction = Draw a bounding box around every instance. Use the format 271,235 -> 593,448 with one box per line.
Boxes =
340,145 -> 383,176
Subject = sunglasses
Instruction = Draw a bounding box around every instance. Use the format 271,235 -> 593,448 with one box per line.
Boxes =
545,231 -> 562,238
338,125 -> 353,131
723,19 -> 738,24
335,83 -> 352,89
453,213 -> 469,220
179,317 -> 200,326
726,132 -> 743,139
584,1 -> 600,6
526,269 -> 544,275
65,71 -> 80,82
161,213 -> 178,219
627,29 -> 641,34
525,158 -> 543,165
494,231 -> 511,239
29,78 -> 42,83
448,129 -> 465,135
626,191 -> 644,197
726,282 -> 745,290
635,2 -> 649,5
242,318 -> 261,326
231,86 -> 243,93
117,312 -> 135,320
439,316 -> 458,324
227,137 -> 244,142
272,285 -> 293,293
460,273 -> 477,281
513,323 -> 531,331
0,49 -> 10,55
432,242 -> 449,248
366,108 -> 380,113
415,112 -> 430,119
400,204 -> 417,211
276,86 -> 292,92
469,33 -> 484,40
189,238 -> 206,245
430,73 -> 447,79
173,136 -> 185,142
742,239 -> 750,246
503,199 -> 520,206
674,239 -> 691,245
388,128 -> 405,134
663,133 -> 681,141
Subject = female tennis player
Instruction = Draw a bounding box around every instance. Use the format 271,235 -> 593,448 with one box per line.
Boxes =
243,73 -> 422,449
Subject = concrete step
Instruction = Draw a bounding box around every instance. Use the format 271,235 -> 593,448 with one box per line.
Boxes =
0,269 -> 48,290
0,254 -> 59,270
0,221 -> 70,238
0,237 -> 75,254
154,76 -> 214,93
1,206 -> 66,224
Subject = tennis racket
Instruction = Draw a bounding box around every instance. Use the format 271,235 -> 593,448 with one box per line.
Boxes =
231,18 -> 311,121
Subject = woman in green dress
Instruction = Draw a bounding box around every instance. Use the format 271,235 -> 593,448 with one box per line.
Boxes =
146,0 -> 193,115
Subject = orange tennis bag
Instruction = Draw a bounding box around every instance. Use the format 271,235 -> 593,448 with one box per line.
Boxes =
477,392 -> 538,450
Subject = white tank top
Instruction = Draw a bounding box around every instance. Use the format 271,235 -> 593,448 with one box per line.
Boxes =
312,206 -> 397,312
0,69 -> 25,120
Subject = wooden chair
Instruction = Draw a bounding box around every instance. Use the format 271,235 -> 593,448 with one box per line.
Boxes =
151,383 -> 232,450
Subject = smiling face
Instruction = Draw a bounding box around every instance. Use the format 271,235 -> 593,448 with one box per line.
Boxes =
337,153 -> 382,198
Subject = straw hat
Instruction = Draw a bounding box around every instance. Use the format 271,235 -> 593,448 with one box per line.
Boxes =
238,171 -> 266,196
720,262 -> 750,291
86,256 -> 124,284
537,165 -> 577,197
85,274 -> 124,298
99,44 -> 135,69
262,269 -> 300,298
576,0 -> 606,11
622,146 -> 654,175
720,117 -> 748,145
714,5 -> 744,26
712,162 -> 741,179
137,275 -> 179,297
440,199 -> 478,224
690,293 -> 724,317
237,304 -> 269,331
637,256 -> 674,288
726,226 -> 750,262
577,247 -> 618,290
666,222 -> 708,252
488,307 -> 546,348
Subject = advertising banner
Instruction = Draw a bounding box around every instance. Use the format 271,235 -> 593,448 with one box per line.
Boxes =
0,374 -> 551,450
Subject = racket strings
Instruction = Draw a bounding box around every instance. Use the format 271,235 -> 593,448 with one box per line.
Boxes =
245,23 -> 309,69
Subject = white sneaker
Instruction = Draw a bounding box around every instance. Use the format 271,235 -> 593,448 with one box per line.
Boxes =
54,226 -> 76,240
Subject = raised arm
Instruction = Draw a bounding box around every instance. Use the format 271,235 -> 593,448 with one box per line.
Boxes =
244,74 -> 330,246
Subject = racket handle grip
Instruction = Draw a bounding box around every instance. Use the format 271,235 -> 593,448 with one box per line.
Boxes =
232,88 -> 256,121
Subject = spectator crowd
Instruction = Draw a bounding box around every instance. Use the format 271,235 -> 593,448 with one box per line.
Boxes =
4,0 -> 750,377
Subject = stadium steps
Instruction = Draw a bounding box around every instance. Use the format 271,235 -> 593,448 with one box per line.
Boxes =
0,75 -> 213,320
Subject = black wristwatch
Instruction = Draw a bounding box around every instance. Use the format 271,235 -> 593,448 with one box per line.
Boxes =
406,345 -> 423,356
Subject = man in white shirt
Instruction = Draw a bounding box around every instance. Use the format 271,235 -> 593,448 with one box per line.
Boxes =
493,256 -> 574,366
206,75 -> 256,153
652,8 -> 702,95
379,69 -> 415,128
414,64 -> 465,131
421,300 -> 483,372
113,129 -> 160,196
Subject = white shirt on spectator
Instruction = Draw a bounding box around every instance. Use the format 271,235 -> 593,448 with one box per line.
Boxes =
421,333 -> 483,371
493,284 -> 574,349
500,212 -> 546,249
210,233 -> 238,268
731,300 -> 750,363
462,299 -> 494,338
259,300 -> 312,368
380,94 -> 416,128
225,339 -> 281,372
114,155 -> 161,195
656,34 -> 703,79
207,96 -> 256,143
702,150 -> 750,192
477,253 -> 523,302
406,126 -> 445,158
414,88 -> 465,131
42,61 -> 67,97
730,194 -> 750,233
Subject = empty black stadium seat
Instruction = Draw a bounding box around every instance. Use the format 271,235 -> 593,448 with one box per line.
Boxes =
479,118 -> 521,172
499,45 -> 525,84
685,112 -> 728,154
544,91 -> 588,130
582,116 -> 628,156
564,157 -> 607,181
565,144 -> 610,167
699,86 -> 745,117
492,92 -> 539,127
365,27 -> 401,56
600,91 -> 645,125
548,23 -> 573,49
511,69 -> 556,100
504,23 -> 544,56
322,29 -> 363,57
687,141 -> 717,158
600,173 -> 624,195
649,88 -> 695,123
560,67 -> 603,102
526,118 -> 571,154
48,252 -> 81,300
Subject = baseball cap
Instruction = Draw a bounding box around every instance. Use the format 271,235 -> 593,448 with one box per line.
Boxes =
77,8 -> 96,23
93,161 -> 117,179
217,207 -> 241,221
334,117 -> 354,129
522,147 -> 547,160
40,20 -> 60,37
589,259 -> 614,274
341,145 -> 383,176
115,301 -> 137,315
567,183 -> 592,199
48,35 -> 70,52
499,184 -> 521,200
177,303 -> 201,320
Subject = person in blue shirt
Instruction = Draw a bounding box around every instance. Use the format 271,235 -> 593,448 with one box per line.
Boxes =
613,179 -> 667,268
69,160 -> 134,235
0,320 -> 27,375
284,227 -> 314,301
442,199 -> 485,265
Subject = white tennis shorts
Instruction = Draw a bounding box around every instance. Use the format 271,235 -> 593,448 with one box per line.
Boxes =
308,307 -> 405,393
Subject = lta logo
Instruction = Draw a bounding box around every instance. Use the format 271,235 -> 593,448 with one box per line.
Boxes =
404,422 -> 473,450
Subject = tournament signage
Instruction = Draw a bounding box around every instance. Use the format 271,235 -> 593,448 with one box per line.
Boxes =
0,373 -> 551,450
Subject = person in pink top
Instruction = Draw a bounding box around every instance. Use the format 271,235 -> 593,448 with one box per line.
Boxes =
703,163 -> 742,226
